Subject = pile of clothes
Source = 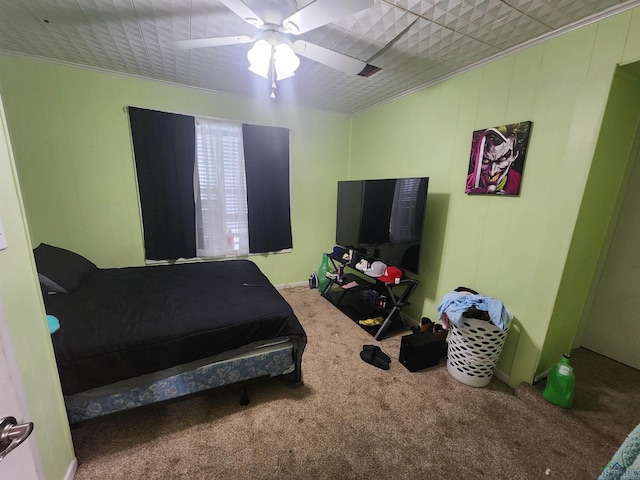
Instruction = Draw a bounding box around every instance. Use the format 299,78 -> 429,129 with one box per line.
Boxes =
437,286 -> 512,331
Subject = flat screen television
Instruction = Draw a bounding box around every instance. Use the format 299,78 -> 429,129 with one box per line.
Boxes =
336,177 -> 429,274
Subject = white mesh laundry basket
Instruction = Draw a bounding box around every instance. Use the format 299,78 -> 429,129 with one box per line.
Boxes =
446,317 -> 510,387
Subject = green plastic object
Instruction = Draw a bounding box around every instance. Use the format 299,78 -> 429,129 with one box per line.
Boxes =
317,253 -> 331,293
543,353 -> 575,408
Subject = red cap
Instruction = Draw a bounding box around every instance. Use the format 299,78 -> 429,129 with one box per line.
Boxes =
378,266 -> 402,283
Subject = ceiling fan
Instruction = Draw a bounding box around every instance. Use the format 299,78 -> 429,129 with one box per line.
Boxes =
168,0 -> 381,97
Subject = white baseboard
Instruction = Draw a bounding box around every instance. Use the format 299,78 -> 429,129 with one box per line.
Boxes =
533,367 -> 551,383
64,458 -> 77,480
493,368 -> 509,384
400,312 -> 419,328
275,281 -> 308,290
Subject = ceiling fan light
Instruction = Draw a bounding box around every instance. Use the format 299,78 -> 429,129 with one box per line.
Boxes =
274,42 -> 300,81
247,39 -> 272,79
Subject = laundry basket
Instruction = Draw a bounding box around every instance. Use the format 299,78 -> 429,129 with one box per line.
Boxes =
446,317 -> 510,387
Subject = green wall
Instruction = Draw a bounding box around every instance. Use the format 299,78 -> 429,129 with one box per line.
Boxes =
0,92 -> 74,479
349,8 -> 640,386
0,56 -> 351,285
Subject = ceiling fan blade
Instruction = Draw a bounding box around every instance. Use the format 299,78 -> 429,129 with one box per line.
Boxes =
219,0 -> 264,27
293,40 -> 380,77
367,18 -> 418,64
167,35 -> 253,50
284,0 -> 374,35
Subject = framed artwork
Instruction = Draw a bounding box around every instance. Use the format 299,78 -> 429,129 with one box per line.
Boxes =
465,121 -> 532,196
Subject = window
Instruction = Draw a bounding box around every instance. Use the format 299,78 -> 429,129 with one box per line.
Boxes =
195,118 -> 249,257
128,106 -> 292,261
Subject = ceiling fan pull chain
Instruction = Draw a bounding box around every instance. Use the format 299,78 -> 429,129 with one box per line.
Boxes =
270,48 -> 277,99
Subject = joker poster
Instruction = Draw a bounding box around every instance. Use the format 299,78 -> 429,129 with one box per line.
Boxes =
465,121 -> 532,196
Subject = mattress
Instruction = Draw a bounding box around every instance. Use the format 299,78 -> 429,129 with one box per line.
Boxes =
44,259 -> 306,395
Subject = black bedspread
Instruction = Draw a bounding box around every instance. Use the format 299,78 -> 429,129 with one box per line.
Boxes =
45,260 -> 306,395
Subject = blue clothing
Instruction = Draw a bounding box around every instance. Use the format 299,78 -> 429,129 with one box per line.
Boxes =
599,423 -> 640,480
437,292 -> 511,330
47,314 -> 60,334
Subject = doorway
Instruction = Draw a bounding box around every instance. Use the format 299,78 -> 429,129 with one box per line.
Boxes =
578,63 -> 640,370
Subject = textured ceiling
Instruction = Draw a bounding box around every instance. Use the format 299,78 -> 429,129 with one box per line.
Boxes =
0,0 -> 638,115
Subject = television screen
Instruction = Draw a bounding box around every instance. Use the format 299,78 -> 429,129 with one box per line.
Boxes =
336,177 -> 429,274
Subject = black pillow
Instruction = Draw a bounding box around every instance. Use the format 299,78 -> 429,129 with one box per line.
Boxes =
33,243 -> 97,292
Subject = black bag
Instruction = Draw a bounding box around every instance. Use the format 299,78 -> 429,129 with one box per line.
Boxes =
399,331 -> 441,372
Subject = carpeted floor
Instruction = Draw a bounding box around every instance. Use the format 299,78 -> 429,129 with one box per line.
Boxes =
70,286 -> 640,479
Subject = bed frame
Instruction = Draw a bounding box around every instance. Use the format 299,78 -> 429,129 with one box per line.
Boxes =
65,338 -> 297,424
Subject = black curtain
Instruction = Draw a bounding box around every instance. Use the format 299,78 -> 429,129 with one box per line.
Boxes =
242,124 -> 293,253
128,107 -> 196,260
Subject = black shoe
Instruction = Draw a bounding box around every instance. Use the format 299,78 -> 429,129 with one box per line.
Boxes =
362,344 -> 391,364
420,317 -> 434,332
360,349 -> 390,370
433,324 -> 448,357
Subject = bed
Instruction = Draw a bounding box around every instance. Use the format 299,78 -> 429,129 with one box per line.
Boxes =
34,244 -> 306,424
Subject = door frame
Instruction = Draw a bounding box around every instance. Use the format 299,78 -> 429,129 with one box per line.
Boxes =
575,81 -> 640,357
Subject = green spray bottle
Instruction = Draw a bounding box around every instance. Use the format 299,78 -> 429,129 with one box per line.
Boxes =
542,353 -> 575,408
